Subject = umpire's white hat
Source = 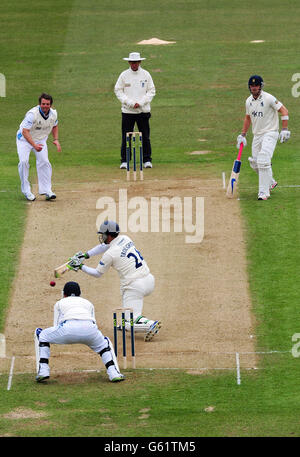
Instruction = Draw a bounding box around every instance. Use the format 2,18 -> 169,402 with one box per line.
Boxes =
123,52 -> 146,61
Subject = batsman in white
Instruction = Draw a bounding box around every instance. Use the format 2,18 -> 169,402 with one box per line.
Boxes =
35,281 -> 124,383
236,75 -> 290,200
16,93 -> 61,201
67,220 -> 162,342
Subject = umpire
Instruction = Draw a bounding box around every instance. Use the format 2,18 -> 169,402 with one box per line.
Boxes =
114,52 -> 156,170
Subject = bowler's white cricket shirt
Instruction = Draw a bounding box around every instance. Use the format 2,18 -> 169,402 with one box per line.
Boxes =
245,90 -> 282,135
17,105 -> 58,142
53,296 -> 95,326
96,235 -> 150,287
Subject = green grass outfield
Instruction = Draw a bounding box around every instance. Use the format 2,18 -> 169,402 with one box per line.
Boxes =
1,0 -> 300,439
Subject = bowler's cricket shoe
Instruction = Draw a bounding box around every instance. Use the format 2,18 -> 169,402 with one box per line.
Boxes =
143,162 -> 152,168
24,192 -> 36,201
144,320 -> 162,342
120,162 -> 127,169
45,192 -> 56,200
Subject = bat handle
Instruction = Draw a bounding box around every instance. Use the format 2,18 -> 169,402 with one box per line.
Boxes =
237,143 -> 244,161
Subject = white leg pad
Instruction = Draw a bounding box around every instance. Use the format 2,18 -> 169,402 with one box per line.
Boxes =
103,336 -> 121,373
248,157 -> 258,174
257,152 -> 272,196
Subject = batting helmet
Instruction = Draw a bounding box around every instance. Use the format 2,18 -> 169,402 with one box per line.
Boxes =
248,75 -> 264,88
63,281 -> 81,297
97,220 -> 120,243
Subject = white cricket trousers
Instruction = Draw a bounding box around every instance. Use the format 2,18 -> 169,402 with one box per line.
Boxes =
38,320 -> 108,359
121,273 -> 155,321
251,131 -> 279,196
16,137 -> 53,195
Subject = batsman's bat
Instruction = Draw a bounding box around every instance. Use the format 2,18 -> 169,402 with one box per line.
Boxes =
54,261 -> 69,278
226,143 -> 244,198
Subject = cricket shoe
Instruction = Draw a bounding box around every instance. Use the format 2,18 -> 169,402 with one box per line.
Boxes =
45,192 -> 56,200
36,363 -> 50,383
144,320 -> 162,342
120,162 -> 127,169
258,193 -> 269,201
143,162 -> 152,168
24,192 -> 36,201
36,374 -> 50,383
107,366 -> 125,382
270,181 -> 278,191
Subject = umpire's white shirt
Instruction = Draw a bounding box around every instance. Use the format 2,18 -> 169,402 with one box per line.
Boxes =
114,67 -> 156,114
245,90 -> 282,135
53,296 -> 96,326
96,235 -> 150,288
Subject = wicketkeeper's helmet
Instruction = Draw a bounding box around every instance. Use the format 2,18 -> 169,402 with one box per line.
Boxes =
97,220 -> 120,243
248,75 -> 264,88
63,281 -> 81,297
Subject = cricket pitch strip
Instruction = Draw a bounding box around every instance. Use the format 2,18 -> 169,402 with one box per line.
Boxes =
2,174 -> 257,375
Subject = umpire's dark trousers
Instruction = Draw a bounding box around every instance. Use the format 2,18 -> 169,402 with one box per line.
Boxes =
120,112 -> 152,164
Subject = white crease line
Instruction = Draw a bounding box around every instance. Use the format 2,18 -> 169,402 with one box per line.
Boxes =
7,349 -> 291,359
1,184 -> 300,194
280,185 -> 300,188
7,356 -> 15,391
5,367 -> 264,375
240,185 -> 300,190
236,352 -> 241,385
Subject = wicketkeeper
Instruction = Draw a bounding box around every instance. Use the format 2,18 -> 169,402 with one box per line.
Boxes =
35,281 -> 124,383
67,220 -> 162,342
236,75 -> 290,200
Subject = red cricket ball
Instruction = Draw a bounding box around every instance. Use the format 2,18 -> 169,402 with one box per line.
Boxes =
50,281 -> 56,287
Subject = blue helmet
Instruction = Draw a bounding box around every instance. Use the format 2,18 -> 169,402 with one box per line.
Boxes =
248,75 -> 264,89
63,281 -> 81,297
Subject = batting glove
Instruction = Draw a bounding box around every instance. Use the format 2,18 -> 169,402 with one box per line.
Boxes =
67,256 -> 84,271
236,134 -> 247,149
279,129 -> 291,143
74,251 -> 89,260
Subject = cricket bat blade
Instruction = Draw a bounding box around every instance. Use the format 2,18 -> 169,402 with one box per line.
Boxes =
226,143 -> 244,198
54,262 -> 69,278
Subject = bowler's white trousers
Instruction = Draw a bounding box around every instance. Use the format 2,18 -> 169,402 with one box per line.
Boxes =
16,137 -> 53,195
121,273 -> 155,321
